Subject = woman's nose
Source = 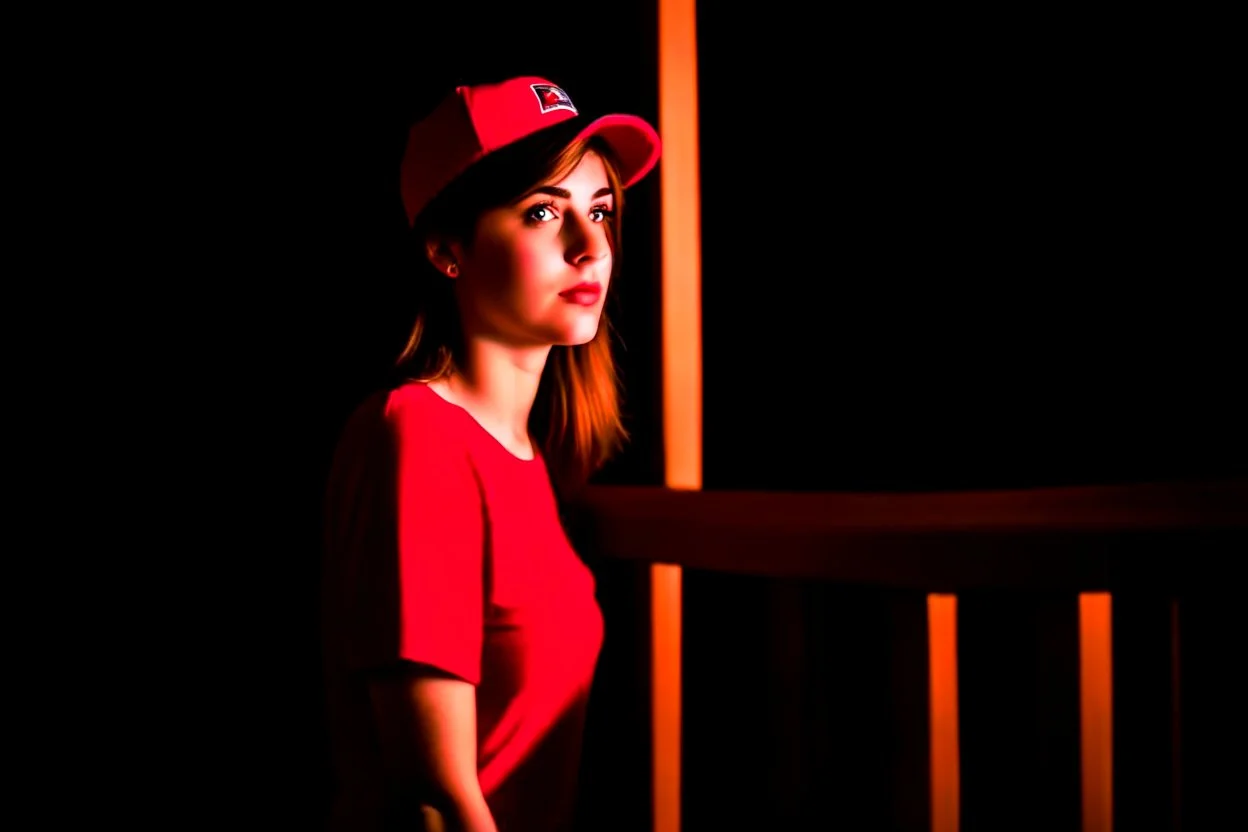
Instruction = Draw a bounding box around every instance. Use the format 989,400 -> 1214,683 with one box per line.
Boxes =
564,214 -> 610,265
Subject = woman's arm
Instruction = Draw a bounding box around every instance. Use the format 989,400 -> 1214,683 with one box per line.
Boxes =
368,665 -> 498,832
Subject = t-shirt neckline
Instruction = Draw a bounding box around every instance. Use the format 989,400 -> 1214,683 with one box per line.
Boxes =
414,381 -> 542,465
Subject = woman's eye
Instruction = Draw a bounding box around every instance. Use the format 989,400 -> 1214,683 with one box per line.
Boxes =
590,205 -> 614,222
527,202 -> 557,223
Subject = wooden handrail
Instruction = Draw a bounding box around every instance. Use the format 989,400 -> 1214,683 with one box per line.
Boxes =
568,479 -> 1248,592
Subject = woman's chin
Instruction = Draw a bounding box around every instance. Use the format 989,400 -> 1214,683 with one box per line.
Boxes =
552,317 -> 602,346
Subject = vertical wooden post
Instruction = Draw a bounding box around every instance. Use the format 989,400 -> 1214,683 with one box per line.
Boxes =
656,2 -> 701,831
1080,592 -> 1113,832
929,593 -> 960,832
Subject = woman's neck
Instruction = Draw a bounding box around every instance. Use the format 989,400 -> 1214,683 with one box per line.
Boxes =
431,340 -> 551,456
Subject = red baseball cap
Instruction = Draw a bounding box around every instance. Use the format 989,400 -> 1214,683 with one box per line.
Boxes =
400,76 -> 662,226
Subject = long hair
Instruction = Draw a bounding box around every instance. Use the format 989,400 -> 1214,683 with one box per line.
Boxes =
395,121 -> 629,494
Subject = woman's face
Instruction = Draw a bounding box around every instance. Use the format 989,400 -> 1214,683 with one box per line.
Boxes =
451,150 -> 615,348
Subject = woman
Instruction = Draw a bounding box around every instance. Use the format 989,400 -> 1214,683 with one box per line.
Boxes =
321,75 -> 661,831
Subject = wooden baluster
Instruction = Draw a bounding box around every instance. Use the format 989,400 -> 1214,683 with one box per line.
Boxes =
929,593 -> 960,832
1080,592 -> 1113,832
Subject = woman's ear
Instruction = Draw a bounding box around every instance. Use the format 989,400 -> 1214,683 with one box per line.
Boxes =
424,235 -> 463,279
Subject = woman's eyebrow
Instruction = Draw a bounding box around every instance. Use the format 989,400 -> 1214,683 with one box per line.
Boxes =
526,185 -> 614,200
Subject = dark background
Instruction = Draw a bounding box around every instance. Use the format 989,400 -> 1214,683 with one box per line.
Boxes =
89,3 -> 1241,828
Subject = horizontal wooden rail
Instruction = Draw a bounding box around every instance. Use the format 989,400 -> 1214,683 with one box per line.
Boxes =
568,479 -> 1248,592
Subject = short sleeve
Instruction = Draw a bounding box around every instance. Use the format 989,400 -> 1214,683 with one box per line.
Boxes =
386,390 -> 486,685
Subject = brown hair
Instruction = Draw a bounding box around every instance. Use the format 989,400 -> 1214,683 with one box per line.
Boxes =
395,122 -> 630,493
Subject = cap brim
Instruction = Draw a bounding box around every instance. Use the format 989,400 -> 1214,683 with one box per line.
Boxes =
574,114 -> 661,189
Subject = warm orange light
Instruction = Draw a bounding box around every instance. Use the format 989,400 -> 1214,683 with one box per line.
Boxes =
656,2 -> 701,832
651,563 -> 682,832
658,4 -> 701,495
1080,592 -> 1113,832
928,593 -> 960,832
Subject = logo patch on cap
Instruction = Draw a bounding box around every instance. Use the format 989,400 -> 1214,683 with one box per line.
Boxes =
531,84 -> 577,115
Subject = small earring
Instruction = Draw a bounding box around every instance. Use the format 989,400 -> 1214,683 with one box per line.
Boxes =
446,263 -> 459,277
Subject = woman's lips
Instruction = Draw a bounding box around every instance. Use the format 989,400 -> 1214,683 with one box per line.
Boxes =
559,283 -> 602,306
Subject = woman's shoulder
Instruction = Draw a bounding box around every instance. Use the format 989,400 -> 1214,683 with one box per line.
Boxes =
328,383 -> 471,488
373,380 -> 461,434
383,379 -> 439,413
335,381 -> 458,441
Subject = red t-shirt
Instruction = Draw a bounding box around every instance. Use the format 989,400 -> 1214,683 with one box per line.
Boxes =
321,381 -> 604,831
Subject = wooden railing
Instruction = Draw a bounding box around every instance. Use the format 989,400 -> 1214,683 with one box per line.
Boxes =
567,478 -> 1247,832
